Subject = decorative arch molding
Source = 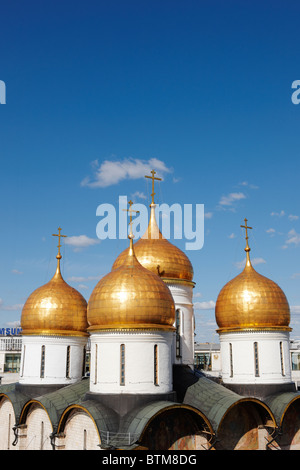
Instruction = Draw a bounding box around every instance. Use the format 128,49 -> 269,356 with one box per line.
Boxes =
216,398 -> 277,450
137,403 -> 215,450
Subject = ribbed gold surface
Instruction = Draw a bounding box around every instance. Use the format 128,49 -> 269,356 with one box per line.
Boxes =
21,260 -> 88,336
87,239 -> 175,331
215,255 -> 291,332
112,204 -> 194,281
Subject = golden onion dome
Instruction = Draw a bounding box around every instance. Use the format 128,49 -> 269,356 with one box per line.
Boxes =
21,230 -> 88,337
215,219 -> 291,333
112,203 -> 194,282
87,234 -> 175,331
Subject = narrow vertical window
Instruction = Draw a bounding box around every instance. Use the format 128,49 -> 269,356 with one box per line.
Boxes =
254,342 -> 260,377
82,346 -> 86,377
176,309 -> 181,358
280,342 -> 285,376
40,421 -> 44,450
120,344 -> 125,386
66,345 -> 71,378
40,345 -> 45,378
83,429 -> 87,450
7,414 -> 11,450
154,345 -> 158,385
229,343 -> 233,377
21,345 -> 26,377
94,344 -> 98,384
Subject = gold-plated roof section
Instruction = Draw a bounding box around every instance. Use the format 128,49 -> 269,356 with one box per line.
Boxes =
112,203 -> 194,281
87,221 -> 175,332
215,219 -> 291,332
21,228 -> 88,337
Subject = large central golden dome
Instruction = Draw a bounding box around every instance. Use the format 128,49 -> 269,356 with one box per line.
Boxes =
21,252 -> 88,337
215,219 -> 291,333
87,235 -> 175,331
112,203 -> 194,282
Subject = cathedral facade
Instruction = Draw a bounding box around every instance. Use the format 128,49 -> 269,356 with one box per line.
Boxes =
1,175 -> 300,451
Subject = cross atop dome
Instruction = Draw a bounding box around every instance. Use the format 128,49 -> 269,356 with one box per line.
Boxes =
145,170 -> 162,205
240,218 -> 252,253
52,227 -> 67,259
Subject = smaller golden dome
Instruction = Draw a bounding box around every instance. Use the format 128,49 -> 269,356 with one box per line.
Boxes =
215,219 -> 291,333
87,235 -> 175,331
21,237 -> 88,337
112,204 -> 194,282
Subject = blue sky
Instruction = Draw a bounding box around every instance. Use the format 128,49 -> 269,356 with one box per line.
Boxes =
1,0 -> 300,342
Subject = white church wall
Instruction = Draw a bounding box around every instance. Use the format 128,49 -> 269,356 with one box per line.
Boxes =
89,331 -> 173,394
0,398 -> 16,450
220,330 -> 292,385
19,335 -> 87,385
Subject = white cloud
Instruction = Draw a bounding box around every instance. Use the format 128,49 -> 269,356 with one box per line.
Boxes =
289,214 -> 299,221
194,300 -> 216,310
0,298 -> 24,311
219,192 -> 246,207
65,235 -> 100,252
286,229 -> 300,246
291,273 -> 300,279
67,275 -> 100,283
81,157 -> 172,188
194,292 -> 203,298
266,228 -> 276,236
239,181 -> 259,189
228,233 -> 236,239
271,210 -> 285,217
291,306 -> 300,315
131,191 -> 147,201
234,257 -> 266,269
204,212 -> 213,219
11,269 -> 23,275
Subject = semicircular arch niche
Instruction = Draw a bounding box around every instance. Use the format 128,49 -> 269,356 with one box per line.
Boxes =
278,398 -> 300,450
216,400 -> 275,450
139,406 -> 212,450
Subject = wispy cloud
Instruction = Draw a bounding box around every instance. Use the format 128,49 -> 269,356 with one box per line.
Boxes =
291,306 -> 300,315
67,275 -> 100,283
0,298 -> 24,311
291,273 -> 300,279
266,228 -> 276,236
271,210 -> 285,217
285,229 -> 300,247
239,181 -> 259,189
194,300 -> 216,310
81,157 -> 172,188
11,269 -> 23,275
131,191 -> 147,201
65,235 -> 100,252
234,257 -> 266,269
288,214 -> 299,221
219,192 -> 246,207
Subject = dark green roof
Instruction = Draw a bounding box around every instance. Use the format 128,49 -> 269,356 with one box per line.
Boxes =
0,383 -> 29,422
264,391 -> 300,426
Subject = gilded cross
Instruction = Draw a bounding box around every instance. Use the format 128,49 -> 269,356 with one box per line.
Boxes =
240,218 -> 252,251
123,200 -> 140,238
52,227 -> 67,257
145,170 -> 162,204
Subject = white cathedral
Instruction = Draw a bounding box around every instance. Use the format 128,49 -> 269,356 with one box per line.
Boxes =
0,172 -> 300,450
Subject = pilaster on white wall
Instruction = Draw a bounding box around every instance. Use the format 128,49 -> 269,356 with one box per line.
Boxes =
219,330 -> 292,385
89,331 -> 173,394
19,335 -> 88,385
